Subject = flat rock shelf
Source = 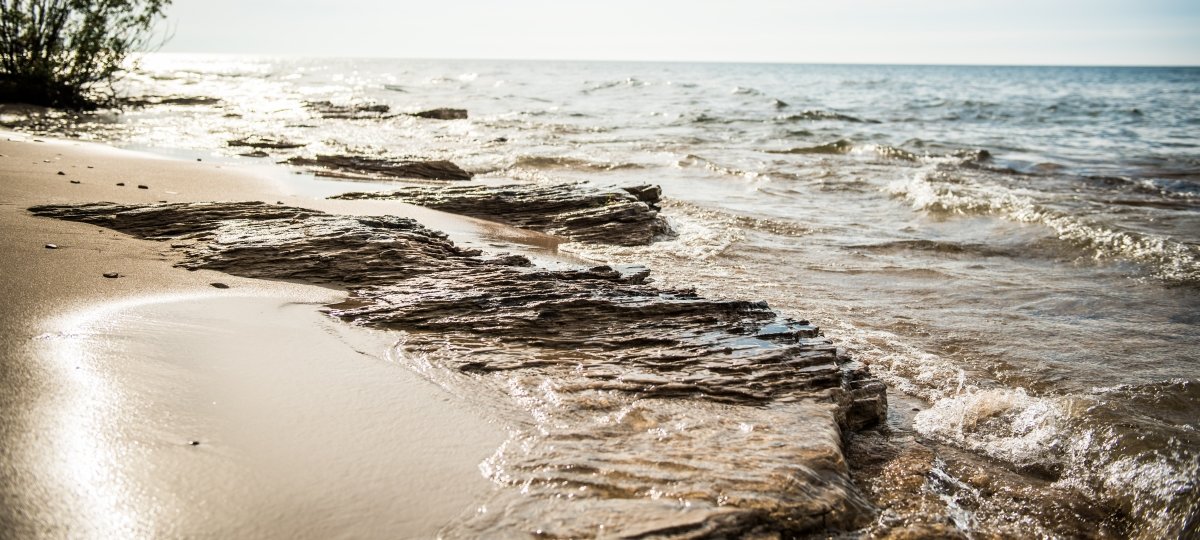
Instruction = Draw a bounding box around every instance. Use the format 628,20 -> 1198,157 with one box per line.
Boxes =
29,201 -> 887,538
286,154 -> 473,181
332,182 -> 672,246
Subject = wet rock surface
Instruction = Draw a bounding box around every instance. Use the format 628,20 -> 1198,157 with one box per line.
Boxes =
226,136 -> 306,150
120,95 -> 222,108
29,201 -> 887,538
286,154 -> 473,181
332,182 -> 671,246
409,108 -> 468,120
304,100 -> 391,119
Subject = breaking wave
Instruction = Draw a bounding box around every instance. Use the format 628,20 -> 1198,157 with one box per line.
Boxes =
888,167 -> 1200,284
914,382 -> 1199,539
509,155 -> 647,171
776,110 -> 878,123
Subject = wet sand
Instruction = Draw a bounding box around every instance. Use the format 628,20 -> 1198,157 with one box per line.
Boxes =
0,133 -> 507,537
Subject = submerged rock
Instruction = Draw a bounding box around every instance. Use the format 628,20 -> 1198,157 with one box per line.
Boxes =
29,201 -> 886,538
769,139 -> 855,155
409,108 -> 468,120
286,154 -> 472,181
304,100 -> 391,119
226,136 -> 305,150
780,110 -> 878,123
120,95 -> 222,108
331,182 -> 671,246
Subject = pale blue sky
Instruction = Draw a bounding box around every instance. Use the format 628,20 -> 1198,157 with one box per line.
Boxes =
159,0 -> 1200,65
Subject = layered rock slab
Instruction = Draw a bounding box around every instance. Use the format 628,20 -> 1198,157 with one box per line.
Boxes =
286,154 -> 473,181
331,182 -> 671,246
29,201 -> 886,537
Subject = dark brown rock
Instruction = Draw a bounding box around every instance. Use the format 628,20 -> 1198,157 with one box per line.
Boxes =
102,272 -> 119,278
409,108 -> 468,120
121,95 -> 221,108
137,185 -> 148,189
287,154 -> 472,181
331,182 -> 671,246
210,282 -> 229,289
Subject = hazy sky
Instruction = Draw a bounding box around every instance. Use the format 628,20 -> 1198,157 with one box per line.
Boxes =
159,0 -> 1200,65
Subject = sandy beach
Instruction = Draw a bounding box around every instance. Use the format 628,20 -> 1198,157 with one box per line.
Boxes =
0,133 -> 509,537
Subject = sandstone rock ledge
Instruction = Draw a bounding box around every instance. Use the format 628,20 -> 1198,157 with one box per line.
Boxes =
29,201 -> 887,538
286,154 -> 473,181
332,182 -> 671,246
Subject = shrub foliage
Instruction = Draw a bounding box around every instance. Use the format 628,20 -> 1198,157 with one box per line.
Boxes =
0,0 -> 170,109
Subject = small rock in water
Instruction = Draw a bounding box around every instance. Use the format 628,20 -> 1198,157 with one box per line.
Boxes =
68,180 -> 79,184
196,158 -> 202,162
210,282 -> 229,289
137,185 -> 148,189
57,171 -> 66,175
102,272 -> 120,278
44,243 -> 58,249
116,182 -> 125,186
410,108 -> 468,120
911,407 -> 920,412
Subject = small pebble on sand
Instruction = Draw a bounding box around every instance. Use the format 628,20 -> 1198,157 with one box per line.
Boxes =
189,440 -> 200,446
57,171 -> 65,175
116,182 -> 125,186
44,244 -> 58,249
69,180 -> 79,184
137,185 -> 148,189
210,282 -> 230,289
102,272 -> 120,278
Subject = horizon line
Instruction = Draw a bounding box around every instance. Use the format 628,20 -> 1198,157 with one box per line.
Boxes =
145,51 -> 1200,69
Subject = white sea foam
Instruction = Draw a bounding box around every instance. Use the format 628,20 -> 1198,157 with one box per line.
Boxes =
887,168 -> 1200,283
